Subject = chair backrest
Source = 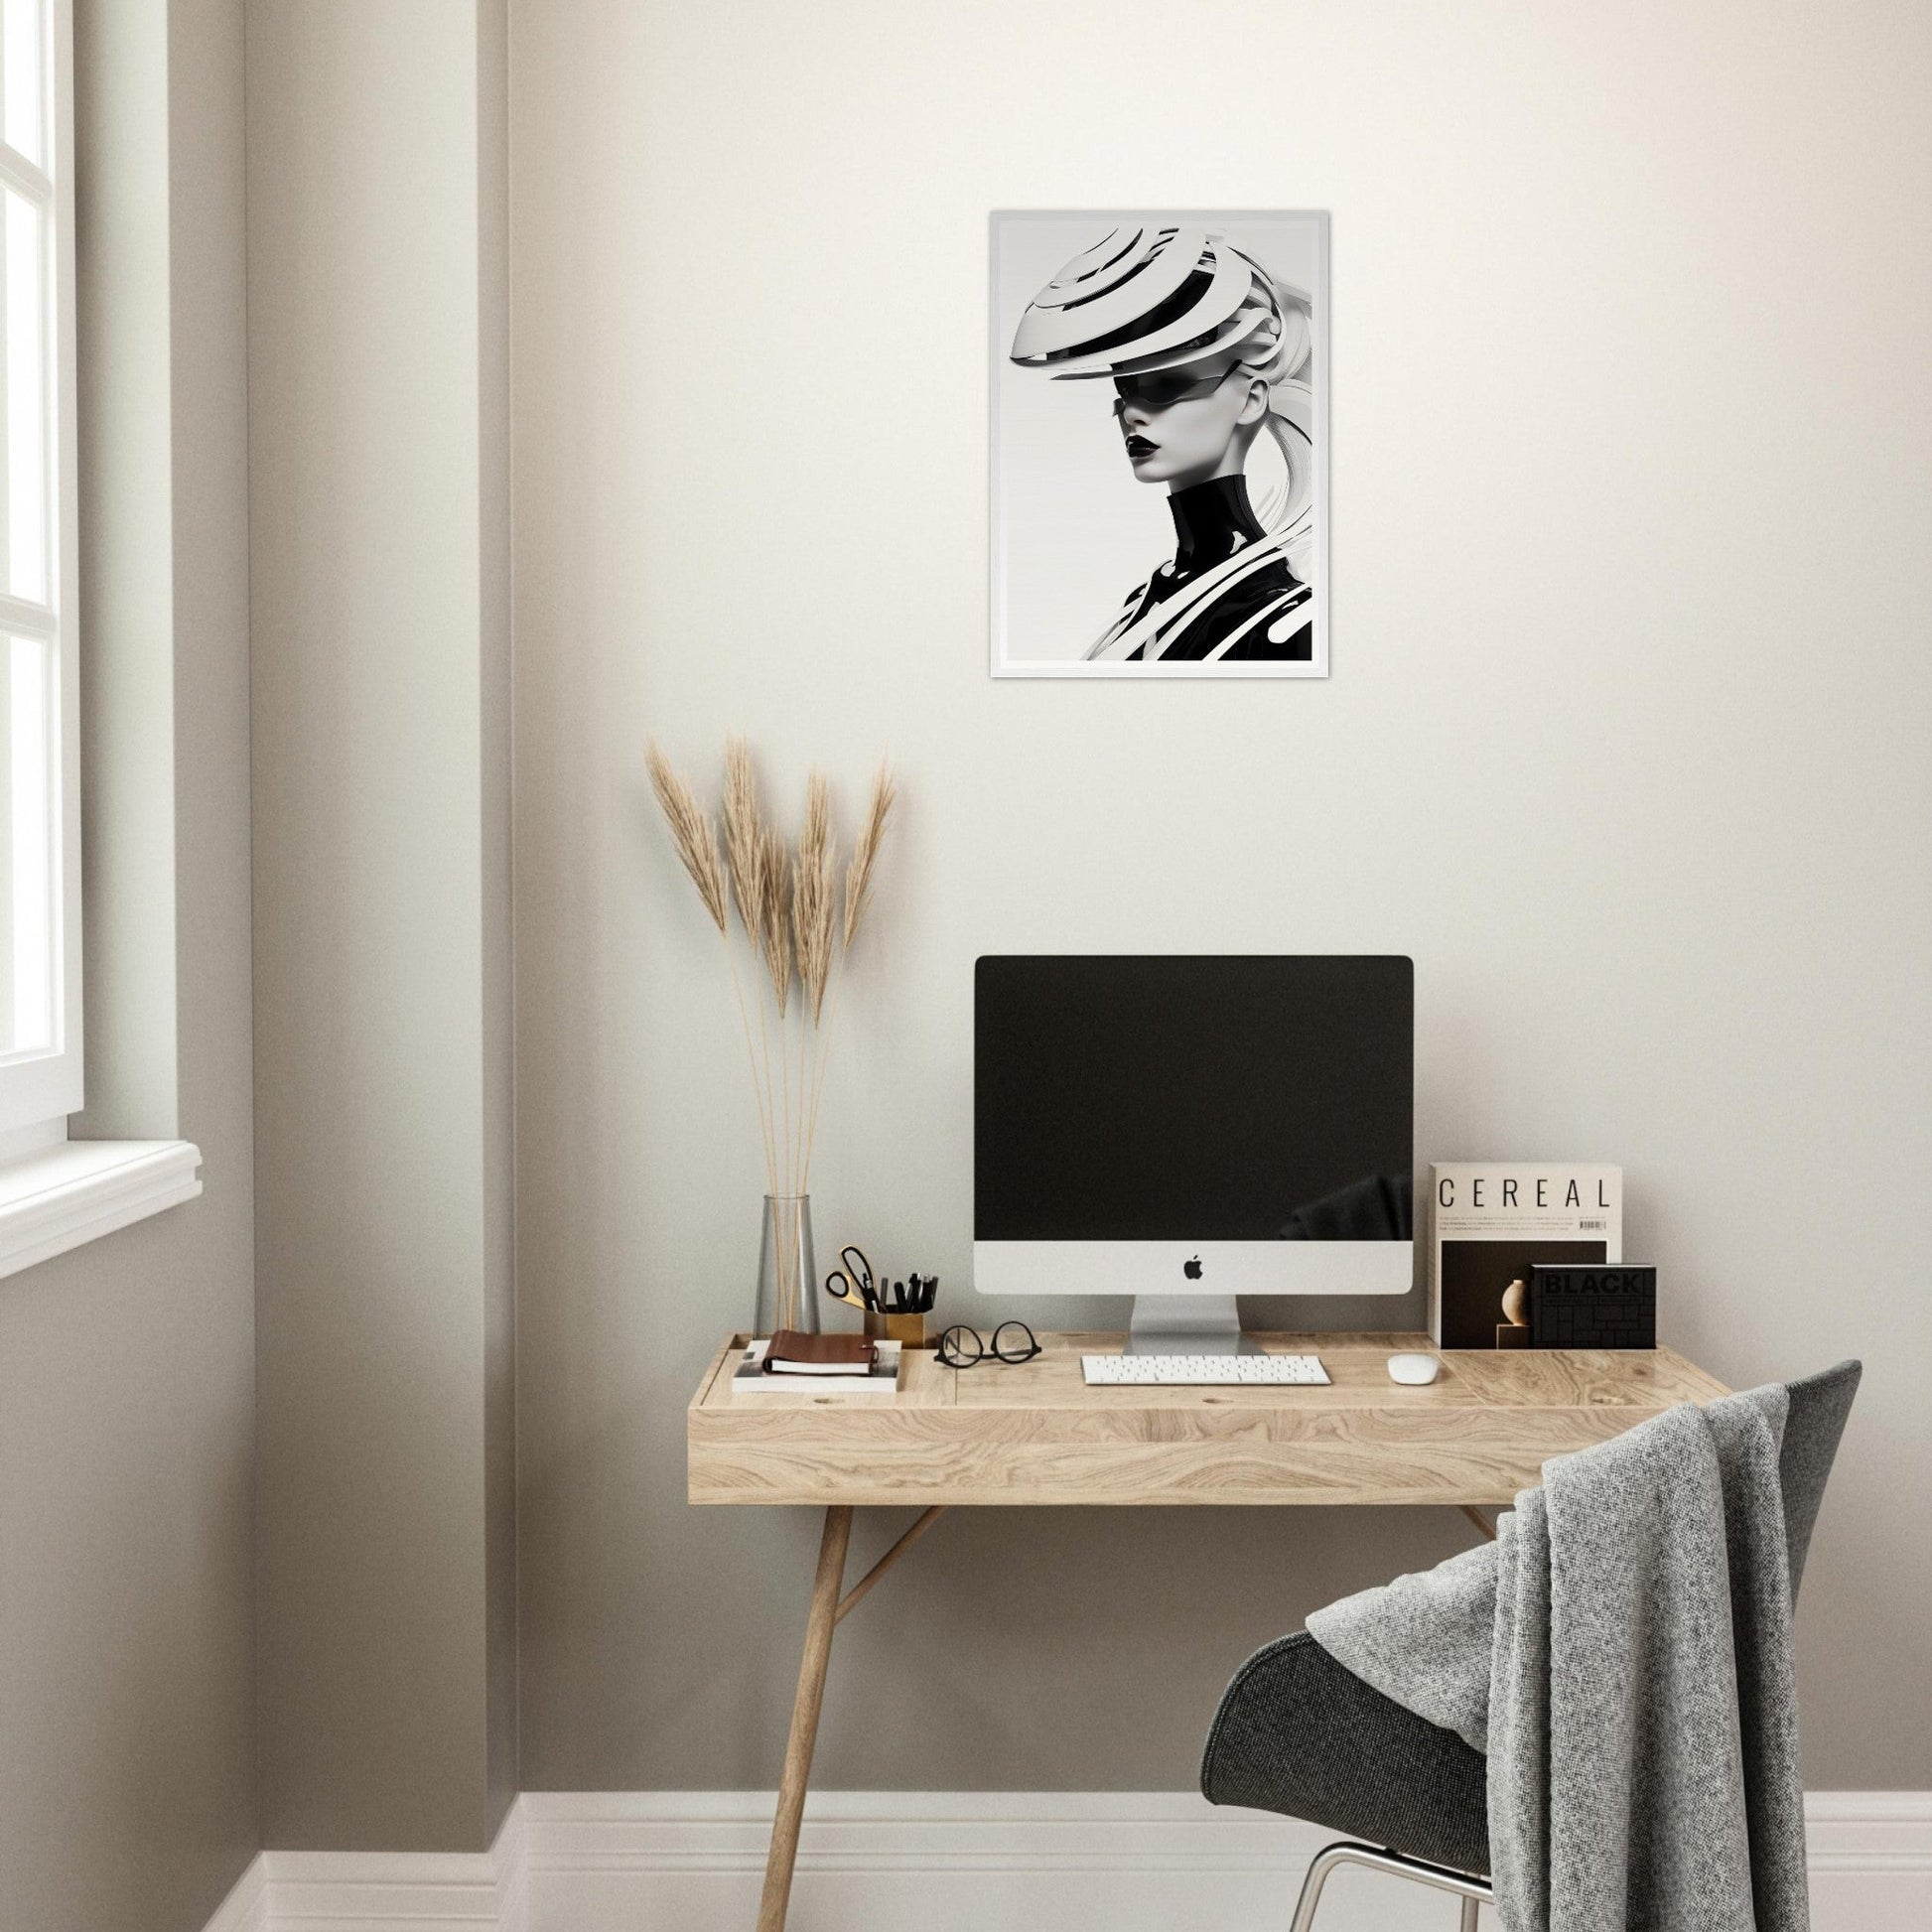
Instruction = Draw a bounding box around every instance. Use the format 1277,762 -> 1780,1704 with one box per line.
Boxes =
1778,1359 -> 1861,1602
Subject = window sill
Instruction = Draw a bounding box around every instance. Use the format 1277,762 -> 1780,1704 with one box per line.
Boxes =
0,1139 -> 203,1282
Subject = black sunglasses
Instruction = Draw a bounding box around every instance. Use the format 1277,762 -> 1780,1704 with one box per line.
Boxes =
936,1320 -> 1041,1368
1111,367 -> 1234,416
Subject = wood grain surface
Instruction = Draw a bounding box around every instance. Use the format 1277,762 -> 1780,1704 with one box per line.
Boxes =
688,1331 -> 1730,1508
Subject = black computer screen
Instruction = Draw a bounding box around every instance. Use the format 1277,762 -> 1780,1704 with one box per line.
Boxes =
974,956 -> 1414,1242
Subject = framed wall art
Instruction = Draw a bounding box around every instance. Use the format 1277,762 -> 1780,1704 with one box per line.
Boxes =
990,209 -> 1329,678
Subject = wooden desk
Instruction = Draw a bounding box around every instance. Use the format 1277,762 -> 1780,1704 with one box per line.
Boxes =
687,1330 -> 1728,1930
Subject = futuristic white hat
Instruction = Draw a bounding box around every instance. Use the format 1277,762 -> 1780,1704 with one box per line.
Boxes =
1011,224 -> 1314,556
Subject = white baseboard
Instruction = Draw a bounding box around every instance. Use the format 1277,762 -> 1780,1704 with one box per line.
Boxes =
524,1792 -> 1459,1931
202,1854 -> 268,1932
268,1827 -> 526,1931
203,1790 -> 1932,1932
1804,1791 -> 1932,1929
207,1810 -> 527,1932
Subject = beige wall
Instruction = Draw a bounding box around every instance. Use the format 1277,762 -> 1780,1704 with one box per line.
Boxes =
249,0 -> 515,1853
478,0 -> 519,1837
511,0 -> 1932,1794
0,0 -> 259,1927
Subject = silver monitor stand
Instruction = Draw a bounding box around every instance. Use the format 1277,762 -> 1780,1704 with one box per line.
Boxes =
1124,1293 -> 1259,1356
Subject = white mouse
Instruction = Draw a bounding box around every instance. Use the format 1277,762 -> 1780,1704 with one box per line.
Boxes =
1387,1352 -> 1442,1386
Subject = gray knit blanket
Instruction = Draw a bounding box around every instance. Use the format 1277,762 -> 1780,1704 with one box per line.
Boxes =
1307,1387 -> 1809,1932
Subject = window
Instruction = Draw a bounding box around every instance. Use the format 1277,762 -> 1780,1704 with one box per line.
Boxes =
0,0 -> 76,1148
0,0 -> 200,1273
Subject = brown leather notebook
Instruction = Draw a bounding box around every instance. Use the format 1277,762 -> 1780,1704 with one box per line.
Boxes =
764,1330 -> 877,1375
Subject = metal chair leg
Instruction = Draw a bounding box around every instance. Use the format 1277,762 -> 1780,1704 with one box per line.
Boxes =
1288,1841 -> 1493,1932
1287,1843 -> 1350,1932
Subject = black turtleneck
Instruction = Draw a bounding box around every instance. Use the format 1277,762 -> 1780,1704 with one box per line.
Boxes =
1167,474 -> 1269,570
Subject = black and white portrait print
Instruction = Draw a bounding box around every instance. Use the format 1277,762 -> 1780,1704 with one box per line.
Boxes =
991,211 -> 1328,677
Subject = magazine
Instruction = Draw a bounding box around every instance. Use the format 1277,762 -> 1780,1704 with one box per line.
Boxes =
1428,1164 -> 1621,1349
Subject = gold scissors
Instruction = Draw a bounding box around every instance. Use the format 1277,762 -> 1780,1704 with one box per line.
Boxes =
824,1244 -> 878,1312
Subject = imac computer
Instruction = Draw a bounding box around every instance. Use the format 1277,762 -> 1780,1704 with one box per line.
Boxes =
973,955 -> 1414,1354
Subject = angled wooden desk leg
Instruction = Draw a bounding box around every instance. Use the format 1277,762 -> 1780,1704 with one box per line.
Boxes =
756,1505 -> 947,1932
758,1505 -> 853,1932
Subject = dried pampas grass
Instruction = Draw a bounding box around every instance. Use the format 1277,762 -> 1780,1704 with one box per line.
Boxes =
645,743 -> 727,935
844,760 -> 897,948
756,827 -> 790,1017
792,774 -> 836,1025
645,738 -> 897,1205
722,737 -> 766,949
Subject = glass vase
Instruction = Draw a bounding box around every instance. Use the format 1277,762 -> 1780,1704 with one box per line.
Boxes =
755,1193 -> 818,1338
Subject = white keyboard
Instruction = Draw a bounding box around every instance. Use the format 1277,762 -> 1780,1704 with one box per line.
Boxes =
1081,1353 -> 1329,1387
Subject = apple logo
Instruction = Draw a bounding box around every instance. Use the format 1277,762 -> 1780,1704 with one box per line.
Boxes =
1183,1255 -> 1203,1280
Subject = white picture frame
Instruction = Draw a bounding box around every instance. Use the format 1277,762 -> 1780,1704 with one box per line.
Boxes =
990,209 -> 1330,679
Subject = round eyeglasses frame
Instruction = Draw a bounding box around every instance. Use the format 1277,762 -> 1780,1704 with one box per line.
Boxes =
936,1320 -> 1041,1368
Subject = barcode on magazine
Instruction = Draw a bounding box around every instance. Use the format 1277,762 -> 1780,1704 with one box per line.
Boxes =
1580,1218 -> 1608,1230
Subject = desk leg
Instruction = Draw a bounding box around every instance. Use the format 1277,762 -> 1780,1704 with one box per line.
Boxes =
758,1504 -> 853,1932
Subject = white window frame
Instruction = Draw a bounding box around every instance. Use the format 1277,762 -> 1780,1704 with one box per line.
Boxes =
0,0 -> 79,1143
0,0 -> 201,1277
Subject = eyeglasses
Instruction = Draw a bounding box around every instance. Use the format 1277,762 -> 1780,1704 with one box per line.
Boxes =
936,1321 -> 1041,1368
1111,368 -> 1234,416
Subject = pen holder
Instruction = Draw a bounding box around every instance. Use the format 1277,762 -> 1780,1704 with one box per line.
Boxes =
866,1309 -> 927,1348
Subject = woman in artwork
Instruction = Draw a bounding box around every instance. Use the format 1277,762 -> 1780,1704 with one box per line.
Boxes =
1009,223 -> 1316,663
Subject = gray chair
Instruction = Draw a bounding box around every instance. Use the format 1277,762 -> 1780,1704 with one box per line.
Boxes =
1200,1361 -> 1862,1929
